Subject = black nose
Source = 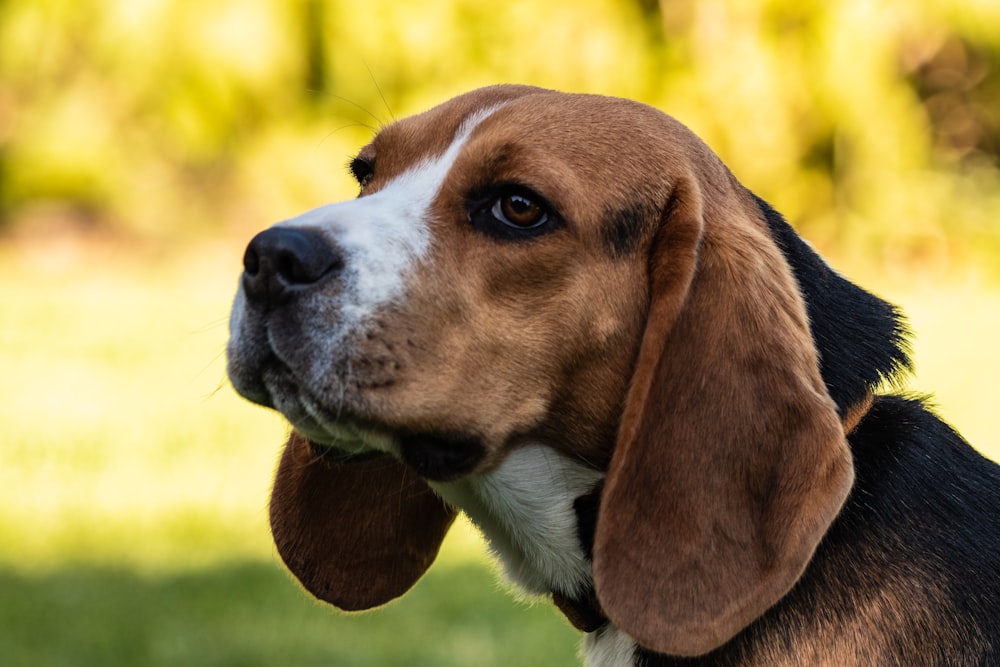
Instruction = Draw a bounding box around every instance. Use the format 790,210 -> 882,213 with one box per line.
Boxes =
242,227 -> 343,304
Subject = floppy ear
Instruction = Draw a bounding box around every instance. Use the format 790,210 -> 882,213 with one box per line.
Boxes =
269,431 -> 457,610
593,178 -> 854,656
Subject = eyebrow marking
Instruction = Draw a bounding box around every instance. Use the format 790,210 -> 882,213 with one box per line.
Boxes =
601,202 -> 654,259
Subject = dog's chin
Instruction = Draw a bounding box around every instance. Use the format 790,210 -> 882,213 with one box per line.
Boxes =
236,362 -> 373,444
297,418 -> 487,483
274,391 -> 488,483
302,428 -> 487,484
237,361 -> 489,482
293,417 -> 394,455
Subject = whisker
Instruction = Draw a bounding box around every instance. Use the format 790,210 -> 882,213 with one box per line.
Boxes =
364,60 -> 394,122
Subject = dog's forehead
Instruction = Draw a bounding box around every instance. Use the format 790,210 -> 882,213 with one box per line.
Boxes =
363,86 -> 679,183
357,86 -> 542,176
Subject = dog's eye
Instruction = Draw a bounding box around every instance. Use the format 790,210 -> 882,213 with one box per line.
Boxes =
468,186 -> 560,240
492,193 -> 548,229
349,157 -> 374,189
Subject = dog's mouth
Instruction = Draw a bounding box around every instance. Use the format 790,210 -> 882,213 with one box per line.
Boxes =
238,355 -> 488,482
396,432 -> 486,482
307,429 -> 487,483
230,336 -> 487,482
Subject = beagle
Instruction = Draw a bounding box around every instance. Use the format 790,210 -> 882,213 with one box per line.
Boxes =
227,85 -> 1000,665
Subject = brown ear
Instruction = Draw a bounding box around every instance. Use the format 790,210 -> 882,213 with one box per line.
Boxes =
593,178 -> 854,656
269,431 -> 456,610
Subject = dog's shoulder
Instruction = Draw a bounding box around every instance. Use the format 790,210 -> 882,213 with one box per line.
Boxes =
636,395 -> 1000,666
816,395 -> 1000,663
844,394 -> 1000,569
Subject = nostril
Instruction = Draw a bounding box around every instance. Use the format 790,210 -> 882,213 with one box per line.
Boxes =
241,227 -> 342,304
243,245 -> 261,276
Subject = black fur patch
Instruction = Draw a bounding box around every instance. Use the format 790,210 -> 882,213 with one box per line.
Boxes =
398,432 -> 485,482
753,194 -> 911,413
573,482 -> 603,561
602,203 -> 652,258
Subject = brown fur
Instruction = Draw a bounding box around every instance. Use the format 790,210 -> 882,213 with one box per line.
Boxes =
594,170 -> 853,656
337,91 -> 669,468
267,87 -> 852,644
249,87 -> 999,661
270,431 -> 455,609
739,543 -> 986,666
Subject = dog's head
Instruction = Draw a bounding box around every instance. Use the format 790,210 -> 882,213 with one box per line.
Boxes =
228,85 -> 901,656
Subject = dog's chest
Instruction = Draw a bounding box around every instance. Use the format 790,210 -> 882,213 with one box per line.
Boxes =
430,444 -> 603,599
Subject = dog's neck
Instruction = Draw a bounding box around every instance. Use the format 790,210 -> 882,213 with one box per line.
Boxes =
753,195 -> 910,412
429,444 -> 604,601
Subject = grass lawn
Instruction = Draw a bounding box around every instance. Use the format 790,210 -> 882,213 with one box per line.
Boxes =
1,233 -> 998,666
0,561 -> 578,666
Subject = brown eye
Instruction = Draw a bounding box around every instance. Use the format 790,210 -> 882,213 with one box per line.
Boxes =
468,186 -> 559,240
493,193 -> 548,228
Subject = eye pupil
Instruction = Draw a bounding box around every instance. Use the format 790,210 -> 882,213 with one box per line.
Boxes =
497,194 -> 545,228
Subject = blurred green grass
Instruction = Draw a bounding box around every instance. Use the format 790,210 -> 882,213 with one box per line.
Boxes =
1,235 -> 998,665
0,563 -> 578,667
0,236 -> 581,666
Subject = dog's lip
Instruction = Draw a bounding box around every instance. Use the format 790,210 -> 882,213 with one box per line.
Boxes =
289,411 -> 489,482
236,348 -> 491,481
287,385 -> 399,455
227,353 -> 274,408
398,432 -> 487,482
236,357 -> 379,450
306,436 -> 387,464
298,405 -> 490,479
295,398 -> 491,482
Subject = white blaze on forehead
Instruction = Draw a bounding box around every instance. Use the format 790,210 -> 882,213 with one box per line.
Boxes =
279,105 -> 504,326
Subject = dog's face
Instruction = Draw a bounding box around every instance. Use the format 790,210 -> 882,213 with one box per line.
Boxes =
228,85 -> 857,658
228,86 -> 683,478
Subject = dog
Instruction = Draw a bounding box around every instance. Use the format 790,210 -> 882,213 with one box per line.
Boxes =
227,85 -> 1000,665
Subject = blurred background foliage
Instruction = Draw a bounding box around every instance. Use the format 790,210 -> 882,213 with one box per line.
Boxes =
2,0 -> 999,273
3,1 -> 1000,665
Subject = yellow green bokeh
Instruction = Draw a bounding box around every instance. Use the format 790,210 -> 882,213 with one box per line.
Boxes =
1,1 -> 998,664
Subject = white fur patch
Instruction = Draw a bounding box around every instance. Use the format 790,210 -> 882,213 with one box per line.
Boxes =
431,444 -> 604,599
584,625 -> 638,667
433,445 -> 641,666
278,106 -> 504,339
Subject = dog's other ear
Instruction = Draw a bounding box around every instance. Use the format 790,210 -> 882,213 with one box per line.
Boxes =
269,431 -> 456,610
593,177 -> 854,656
